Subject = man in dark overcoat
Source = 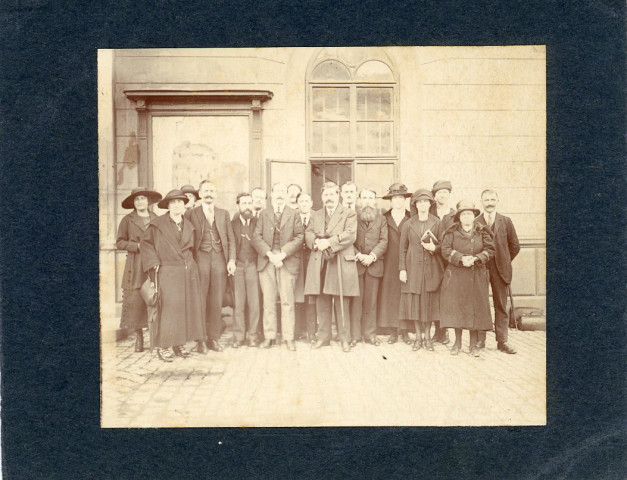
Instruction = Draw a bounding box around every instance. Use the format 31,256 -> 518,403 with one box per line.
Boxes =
304,181 -> 359,352
252,183 -> 304,351
475,189 -> 521,354
294,192 -> 317,342
185,180 -> 236,353
350,188 -> 388,347
429,180 -> 456,344
231,193 -> 261,348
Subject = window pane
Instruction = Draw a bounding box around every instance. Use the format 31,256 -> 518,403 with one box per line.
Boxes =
311,60 -> 351,81
312,122 -> 350,154
356,88 -> 392,120
311,162 -> 352,210
312,87 -> 349,120
354,60 -> 394,81
354,162 -> 395,209
356,122 -> 393,154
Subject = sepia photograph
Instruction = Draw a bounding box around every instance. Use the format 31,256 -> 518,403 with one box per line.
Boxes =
99,46 -> 546,428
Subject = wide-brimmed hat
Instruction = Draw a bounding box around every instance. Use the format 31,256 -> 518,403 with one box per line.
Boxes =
157,189 -> 190,209
180,184 -> 199,200
454,199 -> 481,222
121,187 -> 162,209
382,183 -> 412,200
432,180 -> 452,195
410,188 -> 436,205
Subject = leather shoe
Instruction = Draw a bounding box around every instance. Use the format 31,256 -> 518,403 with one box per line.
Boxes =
412,339 -> 423,351
286,340 -> 296,351
388,333 -> 398,344
476,340 -> 485,349
260,339 -> 273,349
232,339 -> 245,348
311,340 -> 329,349
371,336 -> 381,346
341,341 -> 351,352
470,346 -> 481,357
349,340 -> 357,348
248,339 -> 260,348
450,344 -> 461,355
401,331 -> 412,345
195,340 -> 207,354
207,339 -> 223,352
424,339 -> 434,351
497,342 -> 517,354
172,345 -> 191,358
441,330 -> 450,345
157,348 -> 174,362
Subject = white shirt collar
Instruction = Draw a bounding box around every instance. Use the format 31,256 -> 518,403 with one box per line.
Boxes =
240,215 -> 249,226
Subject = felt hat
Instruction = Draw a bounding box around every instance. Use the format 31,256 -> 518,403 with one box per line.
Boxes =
382,183 -> 412,200
453,199 -> 481,222
180,184 -> 200,200
157,189 -> 190,210
121,187 -> 162,210
410,188 -> 436,205
432,180 -> 453,195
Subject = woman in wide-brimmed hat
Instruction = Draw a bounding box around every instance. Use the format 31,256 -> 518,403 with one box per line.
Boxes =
439,199 -> 495,357
140,190 -> 206,362
117,187 -> 162,352
180,184 -> 199,210
399,189 -> 445,352
378,183 -> 413,344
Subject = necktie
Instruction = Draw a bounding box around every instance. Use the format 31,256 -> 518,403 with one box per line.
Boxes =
206,208 -> 214,225
487,214 -> 493,229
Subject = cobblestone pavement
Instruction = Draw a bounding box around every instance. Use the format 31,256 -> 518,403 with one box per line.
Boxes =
102,324 -> 545,428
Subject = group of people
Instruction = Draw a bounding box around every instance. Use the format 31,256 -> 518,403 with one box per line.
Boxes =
117,178 -> 520,362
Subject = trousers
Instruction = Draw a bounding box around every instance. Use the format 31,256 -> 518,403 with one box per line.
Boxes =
197,250 -> 226,341
233,260 -> 260,342
258,264 -> 297,341
350,272 -> 380,342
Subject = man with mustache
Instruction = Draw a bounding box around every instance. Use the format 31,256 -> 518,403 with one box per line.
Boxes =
230,193 -> 261,348
475,189 -> 520,354
252,183 -> 304,350
185,180 -> 237,353
304,181 -> 359,353
251,187 -> 267,218
341,181 -> 358,211
350,188 -> 388,347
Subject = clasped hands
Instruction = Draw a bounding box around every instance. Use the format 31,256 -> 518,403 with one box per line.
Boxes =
266,250 -> 287,268
355,252 -> 375,267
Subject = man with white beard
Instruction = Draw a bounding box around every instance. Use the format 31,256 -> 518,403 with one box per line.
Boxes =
349,188 -> 388,347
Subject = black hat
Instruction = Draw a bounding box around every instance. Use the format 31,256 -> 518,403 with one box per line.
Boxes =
453,199 -> 481,222
180,184 -> 200,200
157,189 -> 190,210
382,183 -> 412,200
121,187 -> 162,210
410,188 -> 436,205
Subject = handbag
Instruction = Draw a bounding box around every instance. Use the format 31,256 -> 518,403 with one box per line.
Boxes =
140,265 -> 160,306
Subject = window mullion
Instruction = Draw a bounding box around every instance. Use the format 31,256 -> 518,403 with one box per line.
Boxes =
350,85 -> 357,160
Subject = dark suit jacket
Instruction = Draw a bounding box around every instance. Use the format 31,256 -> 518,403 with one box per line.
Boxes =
252,205 -> 304,275
354,213 -> 388,277
475,212 -> 520,284
231,212 -> 258,258
184,205 -> 236,264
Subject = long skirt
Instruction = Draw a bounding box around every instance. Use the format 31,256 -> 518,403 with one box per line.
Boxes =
119,288 -> 148,330
399,281 -> 441,323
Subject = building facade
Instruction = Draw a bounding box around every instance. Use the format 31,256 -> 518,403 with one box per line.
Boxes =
99,46 -> 546,341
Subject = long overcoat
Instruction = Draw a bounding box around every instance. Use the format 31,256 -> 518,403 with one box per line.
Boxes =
377,209 -> 410,327
116,210 -> 157,290
140,214 -> 205,348
303,204 -> 359,297
399,214 -> 444,294
294,212 -> 315,303
439,223 -> 495,330
354,214 -> 388,277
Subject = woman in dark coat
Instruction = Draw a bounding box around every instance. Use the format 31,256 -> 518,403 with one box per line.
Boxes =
440,200 -> 495,357
399,189 -> 444,351
140,189 -> 206,362
117,187 -> 161,352
378,183 -> 412,344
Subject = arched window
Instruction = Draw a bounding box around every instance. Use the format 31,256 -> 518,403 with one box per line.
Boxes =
307,49 -> 398,207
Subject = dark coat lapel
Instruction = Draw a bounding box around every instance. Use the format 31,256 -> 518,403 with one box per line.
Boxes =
326,204 -> 344,234
155,215 -> 186,259
128,211 -> 154,232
